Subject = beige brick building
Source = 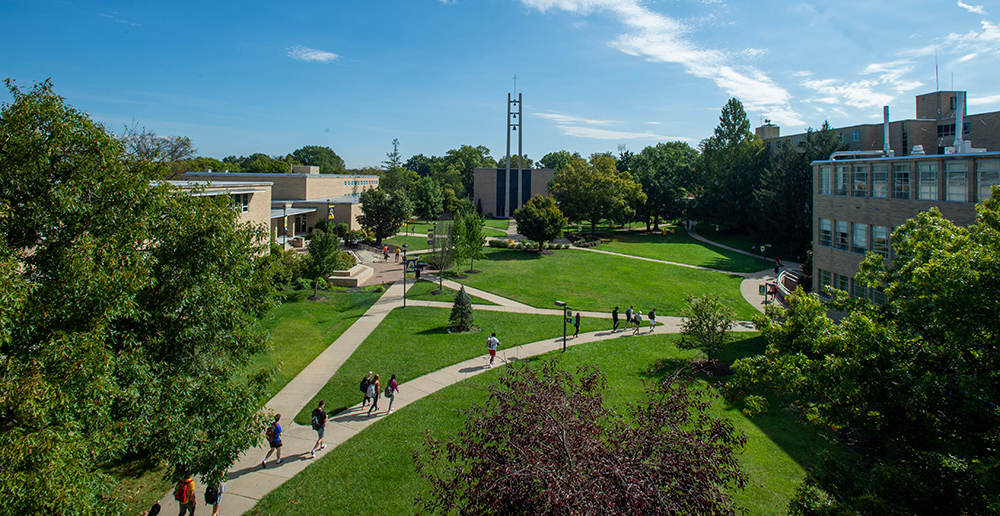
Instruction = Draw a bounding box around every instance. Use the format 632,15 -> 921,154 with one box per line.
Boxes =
166,179 -> 273,231
183,166 -> 379,245
473,167 -> 555,218
811,152 -> 1000,300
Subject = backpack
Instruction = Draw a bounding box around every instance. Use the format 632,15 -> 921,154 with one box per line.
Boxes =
367,383 -> 377,398
204,484 -> 219,505
265,423 -> 275,442
311,409 -> 322,430
385,382 -> 393,397
174,480 -> 190,502
360,376 -> 370,394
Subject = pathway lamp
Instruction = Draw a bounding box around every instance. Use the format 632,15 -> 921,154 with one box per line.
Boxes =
402,244 -> 408,309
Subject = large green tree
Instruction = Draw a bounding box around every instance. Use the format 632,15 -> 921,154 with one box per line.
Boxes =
443,144 -> 494,196
0,81 -> 276,514
513,195 -> 567,252
356,187 -> 413,246
538,150 -> 581,173
695,98 -> 765,229
752,140 -> 810,250
632,142 -> 698,230
290,145 -> 346,174
732,193 -> 1000,514
411,175 -> 445,219
453,212 -> 487,272
548,154 -> 645,233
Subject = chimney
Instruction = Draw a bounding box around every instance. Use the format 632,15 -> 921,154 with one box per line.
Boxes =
882,106 -> 894,157
953,91 -> 965,150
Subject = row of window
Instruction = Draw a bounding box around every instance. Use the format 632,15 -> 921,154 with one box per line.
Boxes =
818,219 -> 890,257
817,269 -> 887,304
936,121 -> 971,138
345,179 -> 377,186
819,159 -> 1000,203
837,130 -> 861,143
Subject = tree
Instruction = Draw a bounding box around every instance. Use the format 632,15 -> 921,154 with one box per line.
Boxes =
632,142 -> 698,230
290,145 -> 346,174
233,153 -> 292,174
121,124 -> 196,163
411,176 -> 445,219
454,213 -> 487,272
804,120 -> 848,163
752,140 -> 810,250
415,360 -> 747,515
448,286 -> 475,332
0,80 -> 275,514
513,195 -> 567,252
548,154 -> 645,232
538,150 -> 581,173
405,153 -> 436,177
356,187 -> 414,246
443,144 -> 494,196
495,153 -> 534,169
695,98 -> 765,229
731,194 -> 1000,514
678,294 -> 736,363
305,229 -> 354,279
381,138 -> 416,192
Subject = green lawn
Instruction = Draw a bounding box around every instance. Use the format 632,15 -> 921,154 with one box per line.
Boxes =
252,289 -> 383,398
483,218 -> 510,231
293,306 -> 606,423
419,247 -> 757,319
255,333 -> 834,516
384,234 -> 433,250
404,278 -> 497,305
596,229 -> 767,274
694,223 -> 808,263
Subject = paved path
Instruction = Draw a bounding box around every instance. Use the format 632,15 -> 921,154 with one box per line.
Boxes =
156,230 -> 771,515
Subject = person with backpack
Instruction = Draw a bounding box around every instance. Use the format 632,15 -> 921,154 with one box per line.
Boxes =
632,310 -> 643,335
261,414 -> 283,468
612,306 -> 620,333
648,308 -> 657,333
367,373 -> 381,416
360,371 -> 373,407
486,332 -> 500,368
174,473 -> 196,516
625,306 -> 634,332
385,374 -> 399,413
204,472 -> 225,516
572,312 -> 581,338
310,400 -> 328,458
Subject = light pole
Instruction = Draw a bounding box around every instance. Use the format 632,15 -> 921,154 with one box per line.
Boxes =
555,300 -> 568,352
402,244 -> 408,309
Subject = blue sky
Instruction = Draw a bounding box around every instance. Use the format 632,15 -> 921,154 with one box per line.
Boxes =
3,0 -> 999,169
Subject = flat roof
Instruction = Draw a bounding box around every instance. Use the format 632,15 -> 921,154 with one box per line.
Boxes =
184,171 -> 379,179
811,150 -> 1000,165
270,207 -> 316,219
160,179 -> 274,188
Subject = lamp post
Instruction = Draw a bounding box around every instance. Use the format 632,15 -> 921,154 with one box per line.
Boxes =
402,244 -> 408,309
554,300 -> 568,352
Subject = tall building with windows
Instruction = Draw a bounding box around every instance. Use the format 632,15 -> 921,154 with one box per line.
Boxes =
811,152 -> 1000,301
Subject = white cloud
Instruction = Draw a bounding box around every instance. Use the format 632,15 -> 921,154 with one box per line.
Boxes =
958,52 -> 978,62
286,45 -> 340,63
940,20 -> 1000,57
957,1 -> 987,15
536,112 -> 618,126
800,59 -> 924,111
968,93 -> 1000,106
440,0 -> 457,4
520,0 -> 805,126
646,121 -> 663,125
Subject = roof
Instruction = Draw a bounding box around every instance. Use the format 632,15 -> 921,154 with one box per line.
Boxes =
184,171 -> 379,179
811,150 -> 1000,165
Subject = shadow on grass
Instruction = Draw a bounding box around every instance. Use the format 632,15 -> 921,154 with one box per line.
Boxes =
485,250 -> 545,262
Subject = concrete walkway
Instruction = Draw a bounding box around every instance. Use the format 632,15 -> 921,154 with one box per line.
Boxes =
156,230 -> 769,515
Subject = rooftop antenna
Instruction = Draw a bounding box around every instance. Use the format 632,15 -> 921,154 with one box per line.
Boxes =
935,50 -> 940,91
951,72 -> 954,90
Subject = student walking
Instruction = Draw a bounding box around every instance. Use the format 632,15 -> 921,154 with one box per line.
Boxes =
612,306 -> 620,333
648,309 -> 657,333
632,311 -> 643,335
174,473 -> 196,516
486,332 -> 500,368
573,312 -> 581,337
261,414 -> 283,467
310,400 -> 328,458
367,374 -> 381,416
383,245 -> 390,262
386,374 -> 399,413
360,371 -> 373,407
394,247 -> 400,262
204,474 -> 225,516
625,306 -> 633,331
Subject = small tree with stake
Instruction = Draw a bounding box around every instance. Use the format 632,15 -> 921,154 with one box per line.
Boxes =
414,360 -> 746,516
678,294 -> 736,365
448,286 -> 474,332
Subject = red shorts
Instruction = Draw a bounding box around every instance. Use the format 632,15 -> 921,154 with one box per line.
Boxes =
489,349 -> 496,357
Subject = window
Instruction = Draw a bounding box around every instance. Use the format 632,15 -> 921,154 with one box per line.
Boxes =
835,165 -> 850,195
838,132 -> 844,143
851,278 -> 867,299
231,193 -> 250,213
977,160 -> 1000,202
945,161 -> 968,202
918,163 -> 938,200
872,225 -> 889,257
937,124 -> 955,138
834,273 -> 849,292
871,289 -> 887,305
819,165 -> 832,195
819,269 -> 832,293
852,223 -> 867,254
853,165 -> 868,197
835,220 -> 849,250
851,130 -> 860,142
819,218 -> 832,247
893,164 -> 911,199
872,164 -> 888,197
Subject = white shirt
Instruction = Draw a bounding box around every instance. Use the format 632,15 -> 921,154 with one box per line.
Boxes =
487,336 -> 499,350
